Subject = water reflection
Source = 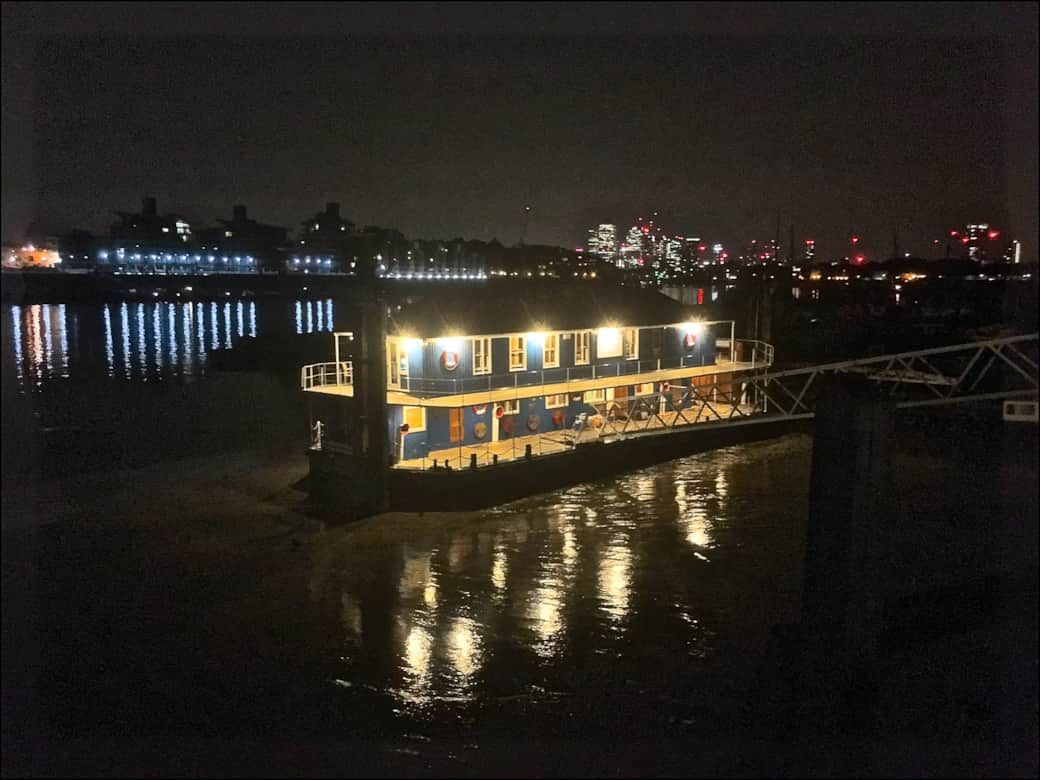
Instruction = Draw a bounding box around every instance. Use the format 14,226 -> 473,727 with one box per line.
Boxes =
3,298 -> 334,392
445,615 -> 483,683
320,434 -> 808,718
597,534 -> 633,626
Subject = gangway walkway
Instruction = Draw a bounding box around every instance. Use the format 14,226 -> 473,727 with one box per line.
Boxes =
586,333 -> 1039,440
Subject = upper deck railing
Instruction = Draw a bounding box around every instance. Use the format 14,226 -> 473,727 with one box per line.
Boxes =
386,339 -> 773,399
301,340 -> 773,397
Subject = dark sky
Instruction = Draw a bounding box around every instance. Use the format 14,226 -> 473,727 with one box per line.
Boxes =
2,2 -> 1037,261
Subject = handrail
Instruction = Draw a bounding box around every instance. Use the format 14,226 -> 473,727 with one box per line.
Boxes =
301,361 -> 353,390
373,347 -> 773,400
302,338 -> 784,399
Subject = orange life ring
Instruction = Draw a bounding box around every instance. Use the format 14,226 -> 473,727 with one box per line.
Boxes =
592,416 -> 602,428
473,404 -> 487,414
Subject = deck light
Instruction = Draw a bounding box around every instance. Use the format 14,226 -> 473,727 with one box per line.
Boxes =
437,337 -> 462,353
597,327 -> 621,354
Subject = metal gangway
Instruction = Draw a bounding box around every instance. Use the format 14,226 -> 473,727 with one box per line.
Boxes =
585,333 -> 1039,440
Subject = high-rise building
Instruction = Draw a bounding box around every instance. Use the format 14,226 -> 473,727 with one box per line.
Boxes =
804,239 -> 816,263
956,222 -> 1003,262
586,223 -> 618,264
965,223 -> 988,260
620,224 -> 647,268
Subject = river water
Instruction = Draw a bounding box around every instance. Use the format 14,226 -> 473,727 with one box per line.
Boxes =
1,298 -> 341,486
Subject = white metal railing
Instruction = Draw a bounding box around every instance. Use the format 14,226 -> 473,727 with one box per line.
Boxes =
301,361 -> 353,390
373,347 -> 774,400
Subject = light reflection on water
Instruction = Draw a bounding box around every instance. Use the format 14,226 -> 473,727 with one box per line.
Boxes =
325,439 -> 811,717
2,298 -> 335,392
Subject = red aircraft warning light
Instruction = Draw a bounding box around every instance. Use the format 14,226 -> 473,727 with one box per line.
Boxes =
853,254 -> 866,264
987,230 -> 1000,240
850,235 -> 861,245
949,230 -> 959,237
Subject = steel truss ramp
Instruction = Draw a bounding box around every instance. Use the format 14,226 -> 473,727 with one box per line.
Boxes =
579,333 -> 1039,439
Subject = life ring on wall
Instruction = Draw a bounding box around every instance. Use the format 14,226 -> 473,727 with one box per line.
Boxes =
551,410 -> 565,428
527,415 -> 540,432
473,404 -> 487,415
661,382 -> 670,393
473,421 -> 488,440
591,416 -> 603,428
495,406 -> 505,419
501,417 -> 514,434
441,351 -> 459,371
684,333 -> 697,349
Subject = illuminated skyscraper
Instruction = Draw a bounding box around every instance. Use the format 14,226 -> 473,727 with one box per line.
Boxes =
804,239 -> 816,263
586,223 -> 618,263
620,224 -> 647,268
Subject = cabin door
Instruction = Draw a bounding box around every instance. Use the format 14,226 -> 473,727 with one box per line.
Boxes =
449,409 -> 463,443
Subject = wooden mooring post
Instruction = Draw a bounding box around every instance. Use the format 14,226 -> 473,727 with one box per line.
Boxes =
752,374 -> 895,731
801,373 -> 894,662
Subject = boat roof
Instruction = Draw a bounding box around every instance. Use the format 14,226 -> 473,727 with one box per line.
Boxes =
387,285 -> 714,339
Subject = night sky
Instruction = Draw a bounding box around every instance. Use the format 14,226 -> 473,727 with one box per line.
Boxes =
2,2 -> 1037,261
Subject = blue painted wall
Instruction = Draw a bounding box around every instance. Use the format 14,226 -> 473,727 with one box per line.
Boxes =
388,325 -> 721,458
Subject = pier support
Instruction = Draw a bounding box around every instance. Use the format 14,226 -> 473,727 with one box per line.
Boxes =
802,373 -> 894,662
309,290 -> 388,521
352,293 -> 389,516
751,375 -> 895,734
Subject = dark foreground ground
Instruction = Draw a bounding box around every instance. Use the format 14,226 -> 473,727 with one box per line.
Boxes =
2,410 -> 1037,777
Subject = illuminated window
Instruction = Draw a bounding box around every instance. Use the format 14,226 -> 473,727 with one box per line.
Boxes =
597,328 -> 622,358
500,399 -> 519,415
403,406 -> 426,431
623,328 -> 638,359
543,333 -> 559,368
634,382 -> 655,396
473,337 -> 491,375
545,393 -> 568,409
574,331 -> 591,364
583,388 -> 614,403
509,336 -> 526,371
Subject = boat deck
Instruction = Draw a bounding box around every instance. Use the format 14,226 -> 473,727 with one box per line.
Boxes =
304,359 -> 757,406
393,402 -> 754,470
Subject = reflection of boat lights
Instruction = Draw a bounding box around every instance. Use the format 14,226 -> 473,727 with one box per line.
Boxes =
530,585 -> 564,653
492,545 -> 508,591
402,623 -> 433,684
446,616 -> 482,680
423,580 -> 438,609
597,538 -> 632,624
